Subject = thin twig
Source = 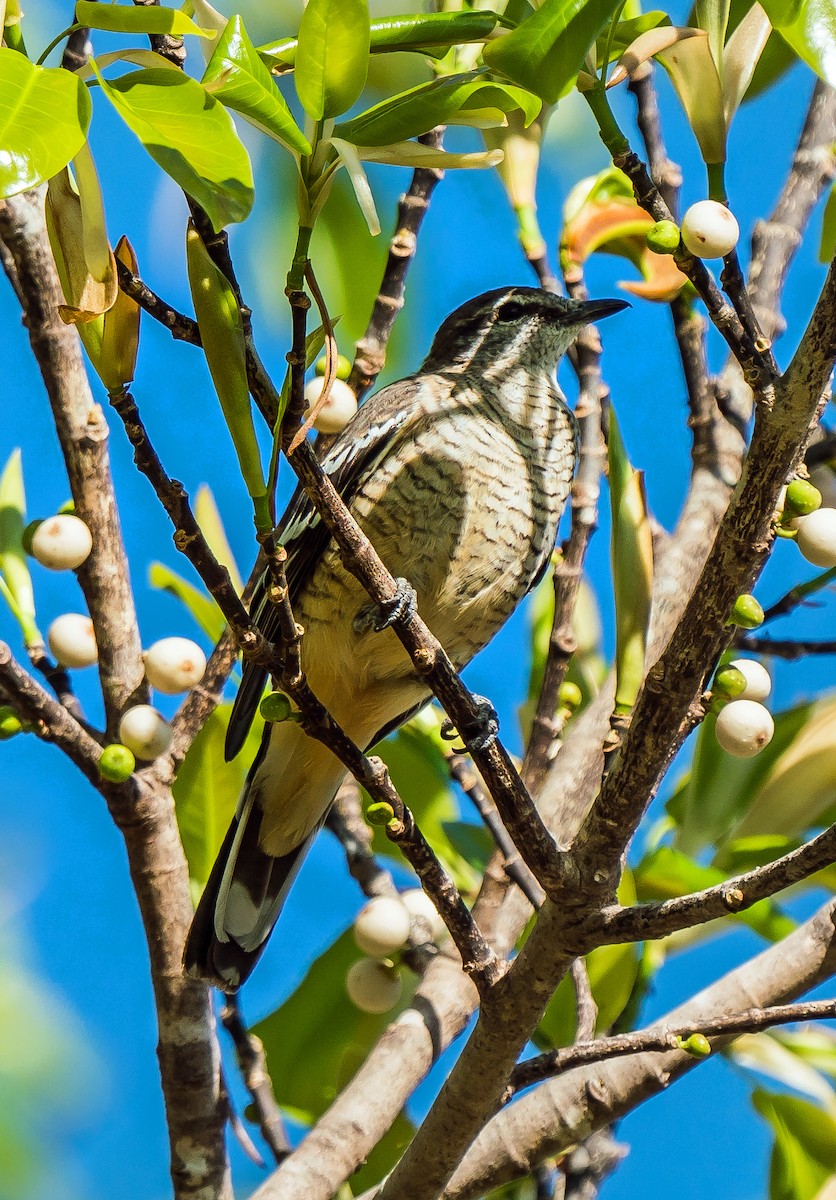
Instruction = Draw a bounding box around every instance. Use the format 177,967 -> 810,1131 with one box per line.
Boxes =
348,128 -> 445,402
762,566 -> 836,622
115,258 -> 201,344
570,959 -> 597,1043
220,995 -> 290,1164
735,635 -> 836,659
508,998 -> 836,1096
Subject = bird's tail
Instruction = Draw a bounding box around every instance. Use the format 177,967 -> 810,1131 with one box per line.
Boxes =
183,785 -> 317,992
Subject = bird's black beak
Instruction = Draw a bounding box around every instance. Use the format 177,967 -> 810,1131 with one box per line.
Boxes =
577,297 -> 631,323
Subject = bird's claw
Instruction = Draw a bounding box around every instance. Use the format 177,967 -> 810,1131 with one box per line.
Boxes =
354,578 -> 418,634
440,695 -> 499,755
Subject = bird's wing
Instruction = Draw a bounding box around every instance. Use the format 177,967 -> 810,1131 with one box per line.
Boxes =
224,377 -> 424,760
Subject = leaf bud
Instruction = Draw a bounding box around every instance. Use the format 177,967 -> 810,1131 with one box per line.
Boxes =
784,479 -> 822,517
678,1033 -> 711,1057
365,801 -> 395,826
0,705 -> 23,740
728,594 -> 764,629
645,220 -> 681,255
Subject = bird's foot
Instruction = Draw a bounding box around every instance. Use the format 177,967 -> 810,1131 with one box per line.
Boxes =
354,578 -> 418,634
440,695 -> 500,754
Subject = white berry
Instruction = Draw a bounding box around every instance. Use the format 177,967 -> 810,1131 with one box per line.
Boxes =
143,637 -> 207,694
715,699 -> 774,758
794,508 -> 836,569
30,514 -> 92,571
118,705 -> 173,759
303,377 -> 358,434
680,201 -> 740,259
48,613 -> 98,667
727,658 -> 772,702
345,958 -> 403,1014
401,888 -> 446,941
353,895 -> 412,958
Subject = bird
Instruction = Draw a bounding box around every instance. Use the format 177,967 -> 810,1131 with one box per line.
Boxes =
184,285 -> 627,990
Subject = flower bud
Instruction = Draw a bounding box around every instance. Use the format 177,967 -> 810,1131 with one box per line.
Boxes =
715,699 -> 774,758
680,201 -> 739,258
303,377 -> 358,434
143,637 -> 206,694
784,480 -> 822,517
0,706 -> 23,740
118,705 -> 173,760
353,895 -> 412,958
48,613 -> 98,668
794,508 -> 836,569
30,514 -> 93,571
729,594 -> 764,629
345,958 -> 403,1014
645,220 -> 680,255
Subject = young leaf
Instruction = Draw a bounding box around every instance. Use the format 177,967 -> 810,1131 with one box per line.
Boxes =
722,1 -> 772,125
201,15 -> 311,156
91,62 -> 254,230
657,32 -> 727,163
148,562 -> 226,643
74,1 -> 211,39
607,27 -> 703,88
608,410 -> 653,714
193,485 -> 243,594
820,182 -> 836,264
759,0 -> 836,87
0,49 -> 92,198
295,0 -> 371,121
98,236 -> 140,391
328,138 -> 381,235
752,1089 -> 836,1200
694,0 -> 730,72
260,11 -> 502,70
44,162 -> 117,327
0,450 -> 40,647
185,224 -> 268,530
335,74 -> 540,148
484,0 -> 626,105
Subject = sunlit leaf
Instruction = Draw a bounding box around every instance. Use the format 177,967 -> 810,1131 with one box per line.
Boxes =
759,0 -> 836,87
820,184 -> 836,265
201,15 -> 311,156
694,0 -> 730,69
295,0 -> 370,121
44,162 -> 117,328
75,1 -> 211,38
0,449 -> 39,646
753,1089 -> 836,1200
734,1037 -> 836,1114
149,561 -> 226,643
657,32 -> 727,163
91,62 -> 253,230
98,235 -> 141,391
607,26 -> 703,88
596,12 -> 671,67
484,0 -> 625,105
722,2 -> 772,124
0,48 -> 91,197
336,74 -> 540,148
193,485 -> 243,594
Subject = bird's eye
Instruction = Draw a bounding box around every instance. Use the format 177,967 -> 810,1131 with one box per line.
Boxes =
496,299 -> 527,323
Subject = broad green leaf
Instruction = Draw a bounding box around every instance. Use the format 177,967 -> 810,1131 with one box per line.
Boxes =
596,11 -> 671,67
608,411 -> 653,713
295,0 -> 370,121
759,0 -> 836,87
0,450 -> 39,646
174,703 -> 262,895
734,1037 -> 836,1114
336,73 -> 540,147
149,561 -> 226,642
92,63 -> 253,230
634,846 -> 795,942
193,485 -> 243,594
0,48 -> 91,198
753,1089 -> 836,1200
201,15 -> 311,156
722,1 -> 772,124
260,11 -> 503,69
99,235 -> 140,391
253,929 -> 416,1123
75,1 -> 210,38
484,0 -> 625,105
669,701 -> 815,857
820,184 -> 836,265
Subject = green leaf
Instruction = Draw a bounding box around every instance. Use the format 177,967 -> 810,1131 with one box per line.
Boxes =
91,63 -> 253,230
174,704 -> 262,894
484,0 -> 625,105
820,184 -> 836,264
260,11 -> 503,69
336,72 -> 540,147
596,11 -> 671,66
734,1036 -> 836,1113
656,31 -> 727,163
634,846 -> 795,942
351,1111 -> 416,1193
253,929 -> 416,1123
753,1090 -> 836,1200
441,820 -> 494,875
0,49 -> 92,198
193,485 -> 243,594
0,450 -> 40,646
201,15 -> 311,156
608,410 -> 653,713
295,0 -> 370,121
75,1 -> 211,39
759,0 -> 836,87
149,561 -> 226,643
694,0 -> 730,68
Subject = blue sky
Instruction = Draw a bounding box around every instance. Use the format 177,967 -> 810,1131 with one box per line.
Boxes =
1,3 -> 834,1198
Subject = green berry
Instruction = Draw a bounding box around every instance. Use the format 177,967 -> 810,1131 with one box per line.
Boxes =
712,665 -> 747,700
366,801 -> 395,826
57,499 -> 76,515
0,706 -> 23,740
22,519 -> 43,555
314,354 -> 352,381
99,743 -> 136,782
679,1033 -> 711,1058
259,691 -> 294,722
645,220 -> 680,255
558,681 -> 583,711
784,479 -> 822,517
729,594 -> 764,629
